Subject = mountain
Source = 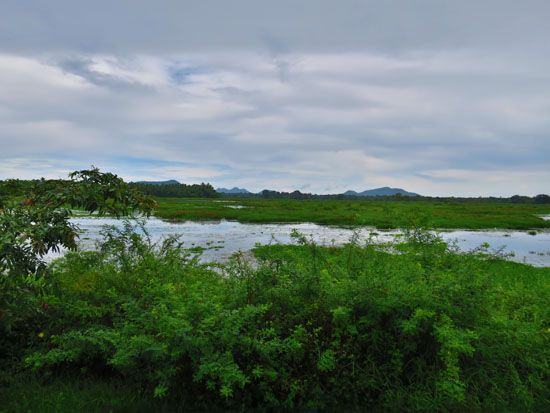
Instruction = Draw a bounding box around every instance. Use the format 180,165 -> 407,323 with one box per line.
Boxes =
344,187 -> 419,197
216,187 -> 251,194
134,180 -> 180,185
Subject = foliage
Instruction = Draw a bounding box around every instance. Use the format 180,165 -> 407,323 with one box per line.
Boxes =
0,168 -> 155,374
534,194 -> 550,204
1,168 -> 155,275
2,223 -> 547,411
129,182 -> 219,198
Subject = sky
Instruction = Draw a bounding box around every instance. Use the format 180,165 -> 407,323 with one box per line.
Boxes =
0,0 -> 549,196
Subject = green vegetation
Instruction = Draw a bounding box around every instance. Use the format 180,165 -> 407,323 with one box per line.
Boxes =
1,168 -> 155,278
0,178 -> 220,202
155,198 -> 550,229
2,170 -> 549,411
1,224 -> 549,411
129,182 -> 219,198
3,177 -> 549,231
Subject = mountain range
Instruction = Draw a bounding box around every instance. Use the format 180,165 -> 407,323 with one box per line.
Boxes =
135,181 -> 418,197
135,180 -> 180,185
343,187 -> 419,197
216,186 -> 418,196
216,187 -> 251,194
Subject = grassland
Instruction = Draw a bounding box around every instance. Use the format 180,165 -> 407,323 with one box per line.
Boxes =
154,198 -> 550,229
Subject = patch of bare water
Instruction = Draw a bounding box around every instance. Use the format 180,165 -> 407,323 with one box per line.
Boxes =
45,217 -> 550,267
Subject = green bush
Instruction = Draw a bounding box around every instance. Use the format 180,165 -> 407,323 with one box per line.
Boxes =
4,223 -> 545,411
1,169 -> 156,384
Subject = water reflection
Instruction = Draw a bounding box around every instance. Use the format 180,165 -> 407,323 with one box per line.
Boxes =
46,217 -> 550,267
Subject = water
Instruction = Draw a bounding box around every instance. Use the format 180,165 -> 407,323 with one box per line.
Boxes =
45,217 -> 550,267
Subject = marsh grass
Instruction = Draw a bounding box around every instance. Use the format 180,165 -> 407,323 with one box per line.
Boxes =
155,198 -> 550,229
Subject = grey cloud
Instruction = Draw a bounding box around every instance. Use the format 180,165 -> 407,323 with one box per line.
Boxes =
1,1 -> 549,54
0,2 -> 549,196
57,57 -> 150,91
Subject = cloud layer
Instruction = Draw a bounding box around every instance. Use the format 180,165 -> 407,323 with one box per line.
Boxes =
1,1 -> 549,196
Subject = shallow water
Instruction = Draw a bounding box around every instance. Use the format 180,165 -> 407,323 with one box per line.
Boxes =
46,217 -> 550,267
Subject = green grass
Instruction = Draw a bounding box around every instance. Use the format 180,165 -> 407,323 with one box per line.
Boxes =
154,198 -> 550,229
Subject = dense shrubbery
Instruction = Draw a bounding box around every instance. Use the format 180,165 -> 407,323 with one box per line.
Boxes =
1,222 -> 548,411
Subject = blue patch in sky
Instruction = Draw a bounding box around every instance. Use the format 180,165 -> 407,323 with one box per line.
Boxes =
167,63 -> 206,85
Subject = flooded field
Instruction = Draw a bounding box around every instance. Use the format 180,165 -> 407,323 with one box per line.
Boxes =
48,217 -> 550,266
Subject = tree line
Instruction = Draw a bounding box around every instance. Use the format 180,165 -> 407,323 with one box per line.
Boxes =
0,179 -> 220,200
128,182 -> 219,198
1,179 -> 548,203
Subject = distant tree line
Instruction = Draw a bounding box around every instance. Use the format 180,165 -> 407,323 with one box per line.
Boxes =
0,179 -> 38,201
416,194 -> 550,204
0,179 -> 219,200
510,194 -> 550,204
129,182 -> 219,198
1,179 -> 548,203
259,189 -> 335,200
224,190 -> 550,203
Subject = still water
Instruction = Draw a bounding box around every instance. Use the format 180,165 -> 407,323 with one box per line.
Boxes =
44,217 -> 550,267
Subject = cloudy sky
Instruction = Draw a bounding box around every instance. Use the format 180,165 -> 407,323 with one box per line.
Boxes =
1,0 -> 549,196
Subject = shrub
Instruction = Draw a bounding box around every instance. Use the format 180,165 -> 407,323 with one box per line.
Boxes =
0,168 -> 155,376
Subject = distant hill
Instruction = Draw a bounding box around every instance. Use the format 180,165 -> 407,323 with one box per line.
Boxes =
135,180 -> 180,186
344,187 -> 419,197
216,187 -> 251,194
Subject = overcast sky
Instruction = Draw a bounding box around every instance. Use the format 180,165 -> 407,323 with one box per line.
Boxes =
1,0 -> 549,196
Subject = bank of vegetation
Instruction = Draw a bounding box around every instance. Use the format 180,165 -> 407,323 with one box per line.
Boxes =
0,179 -> 220,200
224,189 -> 550,204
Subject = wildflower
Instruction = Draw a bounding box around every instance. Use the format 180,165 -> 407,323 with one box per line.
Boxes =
38,332 -> 45,338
